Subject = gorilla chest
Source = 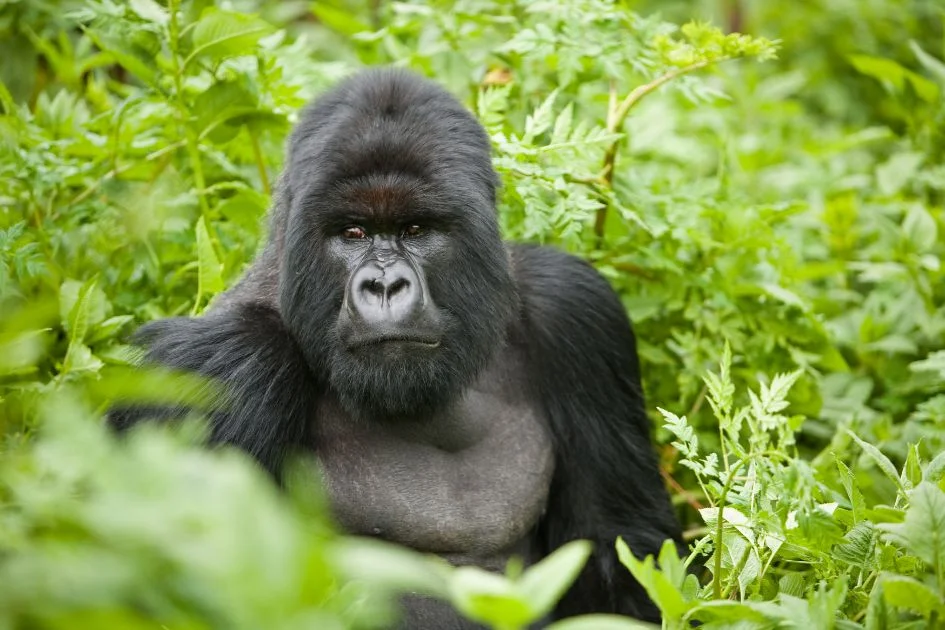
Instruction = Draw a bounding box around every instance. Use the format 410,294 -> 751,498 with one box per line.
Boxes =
311,368 -> 554,559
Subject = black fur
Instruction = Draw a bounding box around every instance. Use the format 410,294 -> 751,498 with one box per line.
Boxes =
111,68 -> 682,625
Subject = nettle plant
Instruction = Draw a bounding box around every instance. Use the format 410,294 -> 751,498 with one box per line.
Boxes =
639,345 -> 945,629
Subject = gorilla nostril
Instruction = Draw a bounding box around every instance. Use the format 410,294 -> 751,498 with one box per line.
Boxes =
361,277 -> 384,297
387,277 -> 410,299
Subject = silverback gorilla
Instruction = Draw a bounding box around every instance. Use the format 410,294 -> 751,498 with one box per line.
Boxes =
111,68 -> 683,628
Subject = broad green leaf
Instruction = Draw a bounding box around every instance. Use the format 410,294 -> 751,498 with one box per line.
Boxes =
832,521 -> 875,569
188,9 -> 275,65
448,567 -> 532,627
880,574 -> 944,619
879,482 -> 945,573
925,451 -> 945,483
876,152 -> 923,196
311,2 -> 371,36
196,217 -> 224,301
778,573 -> 806,597
616,538 -> 690,621
902,203 -> 937,252
61,342 -> 104,374
849,55 -> 907,92
547,614 -> 657,629
217,189 -> 269,230
904,70 -> 940,102
518,540 -> 592,618
330,537 -> 449,598
128,0 -> 169,25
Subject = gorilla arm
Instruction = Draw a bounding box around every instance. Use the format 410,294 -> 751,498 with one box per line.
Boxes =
109,302 -> 316,478
512,244 -> 683,622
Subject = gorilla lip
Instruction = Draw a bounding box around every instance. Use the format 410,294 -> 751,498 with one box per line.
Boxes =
347,335 -> 441,349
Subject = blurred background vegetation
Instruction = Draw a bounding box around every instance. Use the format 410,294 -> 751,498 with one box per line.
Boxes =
1,0 -> 944,628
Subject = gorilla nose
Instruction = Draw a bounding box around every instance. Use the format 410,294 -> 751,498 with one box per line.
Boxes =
349,261 -> 423,323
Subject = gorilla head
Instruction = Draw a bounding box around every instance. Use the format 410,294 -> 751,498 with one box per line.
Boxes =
277,70 -> 517,418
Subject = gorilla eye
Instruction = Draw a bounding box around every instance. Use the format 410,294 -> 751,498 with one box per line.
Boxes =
401,224 -> 425,238
342,226 -> 368,240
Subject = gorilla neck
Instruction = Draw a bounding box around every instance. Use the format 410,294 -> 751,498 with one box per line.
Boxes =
310,342 -> 555,558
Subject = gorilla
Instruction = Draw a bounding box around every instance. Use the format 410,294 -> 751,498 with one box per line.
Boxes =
111,68 -> 683,628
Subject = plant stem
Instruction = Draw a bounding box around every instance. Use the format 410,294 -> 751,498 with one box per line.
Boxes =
167,0 -> 210,221
593,58 -> 731,241
249,129 -> 271,196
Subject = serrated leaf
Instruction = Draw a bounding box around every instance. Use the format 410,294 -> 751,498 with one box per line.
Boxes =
523,89 -> 558,142
551,103 -> 574,144
189,10 -> 275,65
196,217 -> 224,300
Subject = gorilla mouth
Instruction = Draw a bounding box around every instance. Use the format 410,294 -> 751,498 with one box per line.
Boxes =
347,335 -> 441,350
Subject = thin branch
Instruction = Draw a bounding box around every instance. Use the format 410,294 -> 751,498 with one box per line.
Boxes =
593,57 -> 731,241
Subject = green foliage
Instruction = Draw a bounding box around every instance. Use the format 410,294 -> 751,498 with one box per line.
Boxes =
629,353 -> 945,628
0,0 -> 944,628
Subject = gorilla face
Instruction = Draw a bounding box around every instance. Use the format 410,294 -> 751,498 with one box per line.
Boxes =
277,73 -> 516,418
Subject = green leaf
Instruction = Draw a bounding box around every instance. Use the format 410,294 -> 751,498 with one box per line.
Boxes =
310,2 -> 371,36
833,521 -> 876,569
195,217 -> 224,303
925,451 -> 945,483
330,537 -> 449,598
188,9 -> 275,65
616,538 -> 690,621
879,482 -> 945,574
848,431 -> 906,496
547,614 -> 657,630
849,55 -> 907,92
901,444 -> 923,490
876,152 -> 923,196
902,203 -> 937,252
910,40 -> 945,85
128,0 -> 169,25
778,573 -> 806,597
518,539 -> 593,618
448,567 -> 533,628
880,574 -> 945,619
59,279 -> 109,338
